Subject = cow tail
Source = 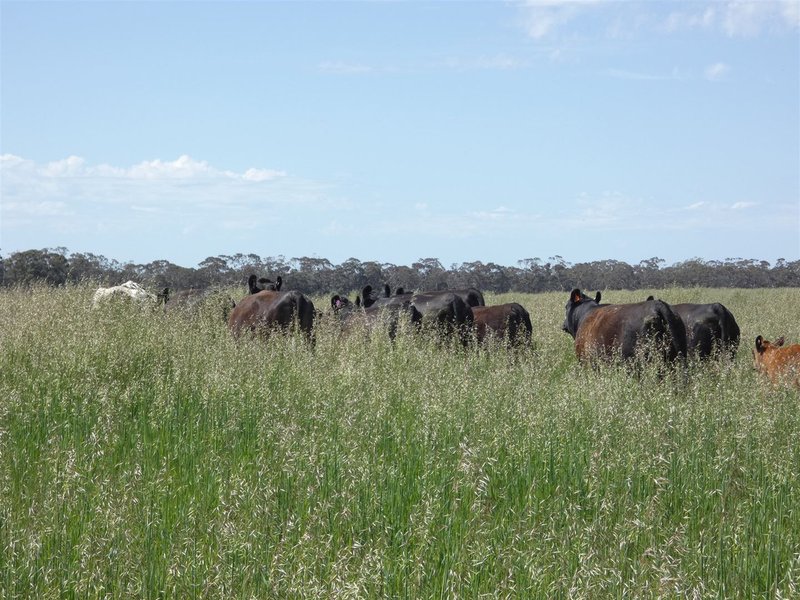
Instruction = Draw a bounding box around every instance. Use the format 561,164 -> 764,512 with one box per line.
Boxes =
714,303 -> 740,357
654,300 -> 688,364
293,292 -> 315,344
514,304 -> 533,345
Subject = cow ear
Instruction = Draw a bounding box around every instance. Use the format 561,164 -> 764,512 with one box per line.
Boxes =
570,289 -> 582,304
356,296 -> 362,307
384,283 -> 391,297
396,287 -> 405,295
755,336 -> 765,353
331,295 -> 340,308
776,337 -> 785,347
595,292 -> 601,303
275,276 -> 282,291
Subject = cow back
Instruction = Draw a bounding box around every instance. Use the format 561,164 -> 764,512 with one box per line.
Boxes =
575,300 -> 686,363
671,303 -> 740,358
410,291 -> 474,345
228,290 -> 315,340
472,303 -> 532,345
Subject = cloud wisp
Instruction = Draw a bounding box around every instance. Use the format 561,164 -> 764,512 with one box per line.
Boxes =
0,154 -> 329,236
519,0 -> 800,40
704,62 -> 731,81
1,154 -> 286,182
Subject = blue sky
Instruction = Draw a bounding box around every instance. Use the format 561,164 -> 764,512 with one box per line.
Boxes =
2,0 -> 798,269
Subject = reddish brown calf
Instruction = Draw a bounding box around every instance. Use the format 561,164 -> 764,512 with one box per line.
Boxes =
753,336 -> 800,387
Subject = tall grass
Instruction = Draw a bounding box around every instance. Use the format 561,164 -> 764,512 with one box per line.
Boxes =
1,284 -> 798,598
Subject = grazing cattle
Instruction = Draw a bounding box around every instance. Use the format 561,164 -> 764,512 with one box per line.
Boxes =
563,289 -> 687,365
362,284 -> 483,312
472,303 -> 532,346
361,284 -> 413,309
451,287 -> 485,308
753,336 -> 800,387
330,294 -> 354,311
164,288 -> 236,321
228,290 -> 315,342
332,293 -> 421,340
410,290 -> 474,345
646,297 -> 740,359
248,274 -> 283,294
92,281 -> 157,306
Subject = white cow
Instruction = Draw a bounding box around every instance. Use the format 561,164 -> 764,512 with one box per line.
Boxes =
92,281 -> 157,307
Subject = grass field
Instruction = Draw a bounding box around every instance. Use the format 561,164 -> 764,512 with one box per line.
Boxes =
1,284 -> 799,599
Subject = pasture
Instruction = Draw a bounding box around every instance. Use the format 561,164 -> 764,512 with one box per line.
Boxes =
1,284 -> 798,598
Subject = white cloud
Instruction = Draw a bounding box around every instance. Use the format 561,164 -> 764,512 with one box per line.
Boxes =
663,7 -> 716,32
519,0 -> 799,40
783,0 -> 800,27
661,2 -> 799,36
520,0 -> 602,39
127,155 -> 213,179
721,1 -> 800,36
243,167 -> 287,182
0,153 -> 286,183
41,155 -> 86,177
0,154 -> 320,241
731,201 -> 757,210
705,62 -> 731,81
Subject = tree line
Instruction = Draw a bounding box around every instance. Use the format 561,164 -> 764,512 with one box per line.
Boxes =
1,248 -> 798,295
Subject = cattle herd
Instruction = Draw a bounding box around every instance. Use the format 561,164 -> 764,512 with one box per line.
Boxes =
92,277 -> 800,387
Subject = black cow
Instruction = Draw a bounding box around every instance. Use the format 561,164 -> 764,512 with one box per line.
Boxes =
248,274 -> 283,294
361,284 -> 413,309
410,290 -> 474,345
330,293 -> 420,340
563,289 -> 687,364
472,303 -> 532,346
228,290 -> 314,342
646,297 -> 740,359
451,287 -> 485,308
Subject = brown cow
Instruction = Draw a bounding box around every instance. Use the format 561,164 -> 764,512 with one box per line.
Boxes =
563,289 -> 687,365
228,290 -> 314,341
472,303 -> 532,346
753,336 -> 800,387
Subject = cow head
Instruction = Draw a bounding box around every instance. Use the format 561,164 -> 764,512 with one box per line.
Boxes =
753,335 -> 775,372
248,274 -> 283,294
361,285 -> 377,308
330,294 -> 353,311
562,288 -> 601,337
